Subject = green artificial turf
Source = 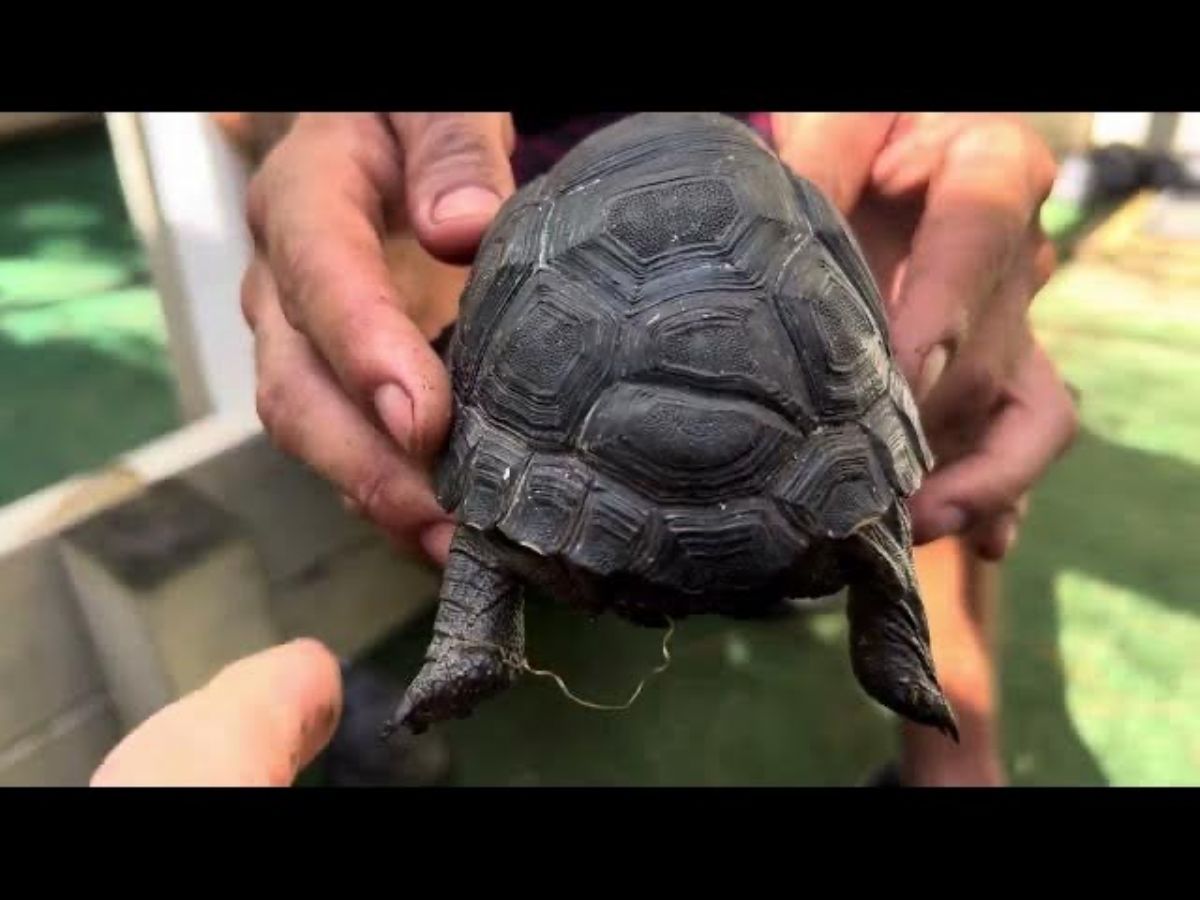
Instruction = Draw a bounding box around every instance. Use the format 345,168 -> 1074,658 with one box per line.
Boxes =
1003,276 -> 1200,785
0,124 -> 179,506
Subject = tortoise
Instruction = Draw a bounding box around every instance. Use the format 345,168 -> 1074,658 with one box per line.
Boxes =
384,112 -> 958,741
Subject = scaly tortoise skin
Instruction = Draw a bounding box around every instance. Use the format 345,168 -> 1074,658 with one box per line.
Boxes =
386,112 -> 957,740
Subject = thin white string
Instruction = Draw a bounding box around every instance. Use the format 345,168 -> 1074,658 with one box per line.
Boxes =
446,617 -> 676,712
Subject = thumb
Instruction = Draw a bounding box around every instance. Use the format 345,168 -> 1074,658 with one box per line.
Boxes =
391,113 -> 516,264
90,639 -> 343,787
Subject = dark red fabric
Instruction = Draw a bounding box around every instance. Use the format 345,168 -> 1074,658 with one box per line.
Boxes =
511,113 -> 775,187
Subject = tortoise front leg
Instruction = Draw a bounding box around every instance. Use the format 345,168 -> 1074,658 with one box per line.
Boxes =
843,510 -> 959,741
384,527 -> 525,737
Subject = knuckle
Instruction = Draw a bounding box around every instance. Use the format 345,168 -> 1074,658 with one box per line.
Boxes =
414,113 -> 504,179
1033,239 -> 1058,288
433,128 -> 493,170
955,360 -> 1004,415
324,304 -> 392,396
949,119 -> 1024,166
980,233 -> 1023,292
244,115 -> 373,249
1029,134 -> 1060,198
244,173 -> 268,240
949,117 -> 1059,215
350,464 -> 399,529
389,111 -> 427,139
272,242 -> 379,353
239,269 -> 258,329
244,139 -> 299,244
271,233 -> 324,330
255,377 -> 298,451
239,261 -> 267,330
349,462 -> 440,544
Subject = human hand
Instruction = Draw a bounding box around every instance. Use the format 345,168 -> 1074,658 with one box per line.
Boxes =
90,639 -> 342,787
774,113 -> 1078,559
241,113 -> 516,566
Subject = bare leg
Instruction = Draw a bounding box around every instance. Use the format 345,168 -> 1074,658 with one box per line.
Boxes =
899,537 -> 1006,786
384,528 -> 525,737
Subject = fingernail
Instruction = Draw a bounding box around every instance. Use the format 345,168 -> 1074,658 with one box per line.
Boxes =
430,186 -> 501,224
871,137 -> 909,185
341,494 -> 362,516
375,384 -> 414,453
420,520 -> 456,565
916,344 -> 949,401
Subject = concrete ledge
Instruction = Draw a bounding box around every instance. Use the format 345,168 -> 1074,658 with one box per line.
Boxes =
0,411 -> 439,783
0,549 -> 107,750
272,538 -> 439,659
184,434 -> 376,586
0,694 -> 120,787
60,479 -> 284,731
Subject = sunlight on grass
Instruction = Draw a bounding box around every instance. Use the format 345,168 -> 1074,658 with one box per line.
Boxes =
13,200 -> 103,232
0,125 -> 178,505
1057,569 -> 1200,785
1036,267 -> 1200,355
0,257 -> 140,305
1003,241 -> 1200,786
2,285 -> 167,355
1036,267 -> 1200,469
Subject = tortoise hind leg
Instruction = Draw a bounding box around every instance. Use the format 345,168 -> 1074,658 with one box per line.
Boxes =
384,527 -> 525,737
842,508 -> 959,741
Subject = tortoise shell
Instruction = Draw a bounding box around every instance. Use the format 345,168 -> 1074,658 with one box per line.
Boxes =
390,113 -> 955,741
